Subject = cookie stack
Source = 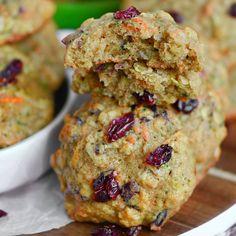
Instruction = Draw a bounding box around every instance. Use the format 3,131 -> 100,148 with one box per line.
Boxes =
123,0 -> 235,120
0,0 -> 64,148
52,8 -> 226,232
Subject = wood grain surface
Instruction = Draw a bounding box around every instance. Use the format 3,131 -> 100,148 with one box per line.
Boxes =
32,122 -> 236,236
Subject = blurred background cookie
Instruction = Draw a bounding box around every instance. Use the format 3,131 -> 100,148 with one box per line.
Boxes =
0,0 -> 55,44
0,47 -> 54,148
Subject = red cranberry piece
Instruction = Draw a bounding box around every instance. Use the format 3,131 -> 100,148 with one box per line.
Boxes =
229,3 -> 236,17
93,171 -> 120,202
134,91 -> 156,106
0,209 -> 7,218
0,59 -> 23,87
121,181 -> 140,202
125,226 -> 142,236
153,209 -> 168,227
146,144 -> 173,168
93,173 -> 107,191
106,177 -> 121,200
114,6 -> 141,20
107,113 -> 135,143
91,225 -> 118,236
174,99 -> 199,114
168,10 -> 184,24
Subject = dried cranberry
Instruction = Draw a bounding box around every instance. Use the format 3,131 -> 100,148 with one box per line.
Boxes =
168,10 -> 184,24
93,173 -> 107,191
173,99 -> 199,114
0,209 -> 7,218
91,225 -> 118,236
121,181 -> 140,202
134,91 -> 156,106
153,209 -> 168,227
125,226 -> 142,236
146,144 -> 173,168
114,6 -> 141,20
107,113 -> 135,143
93,171 -> 120,202
229,3 -> 236,17
0,59 -> 23,87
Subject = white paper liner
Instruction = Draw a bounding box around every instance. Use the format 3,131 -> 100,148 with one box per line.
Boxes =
0,172 -> 72,236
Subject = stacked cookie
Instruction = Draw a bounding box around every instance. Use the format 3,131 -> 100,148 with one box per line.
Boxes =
123,0 -> 235,120
0,0 -> 64,148
52,8 -> 226,231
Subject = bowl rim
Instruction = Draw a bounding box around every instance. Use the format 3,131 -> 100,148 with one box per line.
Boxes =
0,76 -> 73,154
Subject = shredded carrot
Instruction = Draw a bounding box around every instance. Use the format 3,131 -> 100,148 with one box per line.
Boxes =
228,62 -> 236,73
201,0 -> 214,17
141,125 -> 149,141
0,96 -> 24,104
127,135 -> 136,144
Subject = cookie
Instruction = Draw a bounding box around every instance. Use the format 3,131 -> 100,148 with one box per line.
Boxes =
0,0 -> 55,45
63,9 -> 204,106
0,46 -> 54,148
51,92 -> 225,230
15,21 -> 65,91
122,0 -> 236,118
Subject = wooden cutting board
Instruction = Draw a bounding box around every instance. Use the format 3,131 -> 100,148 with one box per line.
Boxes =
33,122 -> 236,236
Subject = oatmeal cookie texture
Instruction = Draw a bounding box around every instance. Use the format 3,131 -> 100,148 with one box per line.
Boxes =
0,0 -> 55,45
64,10 -> 204,106
53,7 -> 227,232
51,92 -> 225,229
0,47 -> 53,148
123,0 -> 236,116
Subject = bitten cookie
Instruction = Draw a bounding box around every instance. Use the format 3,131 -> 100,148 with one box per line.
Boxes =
123,0 -> 236,118
51,91 -> 225,230
63,9 -> 204,106
0,46 -> 54,148
0,0 -> 55,45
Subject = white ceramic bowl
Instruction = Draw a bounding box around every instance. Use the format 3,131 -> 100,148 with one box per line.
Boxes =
0,74 -> 86,194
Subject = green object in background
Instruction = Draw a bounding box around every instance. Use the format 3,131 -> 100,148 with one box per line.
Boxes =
54,0 -> 120,29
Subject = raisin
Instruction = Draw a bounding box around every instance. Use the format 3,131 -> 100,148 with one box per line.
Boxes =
91,225 -> 118,236
93,171 -> 120,202
95,144 -> 100,155
173,99 -> 199,114
140,117 -> 150,123
153,209 -> 168,227
229,3 -> 236,17
93,64 -> 106,73
146,144 -> 173,168
134,91 -> 156,106
107,113 -> 135,143
149,105 -> 159,118
114,6 -> 141,20
168,10 -> 184,24
121,181 -> 140,202
0,209 -> 7,218
77,117 -> 84,126
0,59 -> 23,87
125,226 -> 142,236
